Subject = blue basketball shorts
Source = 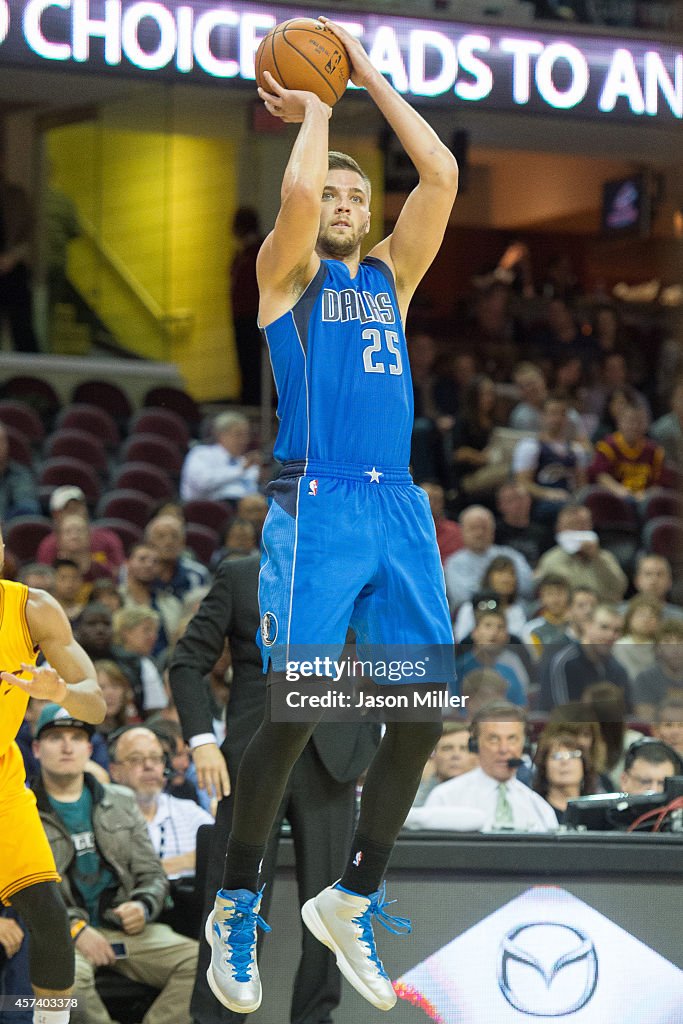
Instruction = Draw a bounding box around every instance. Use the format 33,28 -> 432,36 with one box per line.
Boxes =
256,460 -> 454,678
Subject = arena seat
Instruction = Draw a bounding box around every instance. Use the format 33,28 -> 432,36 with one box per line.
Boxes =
580,486 -> 639,532
143,387 -> 201,433
71,380 -> 133,424
4,515 -> 53,563
43,429 -> 110,476
182,499 -> 233,535
112,462 -> 176,501
95,489 -> 157,529
91,517 -> 143,554
185,522 -> 220,567
129,408 -> 191,450
640,489 -> 683,522
55,404 -> 120,449
0,400 -> 46,444
0,376 -> 61,425
121,434 -> 185,477
642,516 -> 683,566
38,457 -> 102,506
5,425 -> 33,466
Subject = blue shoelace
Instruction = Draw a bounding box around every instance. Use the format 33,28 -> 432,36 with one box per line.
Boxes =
353,883 -> 412,978
216,887 -> 271,983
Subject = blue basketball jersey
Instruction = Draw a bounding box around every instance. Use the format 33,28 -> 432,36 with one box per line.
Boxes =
262,257 -> 412,468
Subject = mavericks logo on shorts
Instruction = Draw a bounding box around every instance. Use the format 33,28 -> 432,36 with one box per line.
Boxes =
260,611 -> 278,647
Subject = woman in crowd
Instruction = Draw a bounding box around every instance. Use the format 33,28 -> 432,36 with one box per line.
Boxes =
533,728 -> 597,824
612,595 -> 663,683
450,375 -> 507,501
454,554 -> 528,642
581,681 -> 645,788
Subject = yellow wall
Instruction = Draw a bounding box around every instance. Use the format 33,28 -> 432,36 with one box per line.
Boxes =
48,122 -> 239,401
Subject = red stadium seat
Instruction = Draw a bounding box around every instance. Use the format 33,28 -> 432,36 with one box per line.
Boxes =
4,515 -> 53,563
182,499 -> 233,536
71,380 -> 132,424
95,489 -> 157,529
5,425 -> 33,466
184,522 -> 220,568
0,400 -> 45,444
0,377 -> 61,425
39,457 -> 102,505
44,429 -> 110,476
640,489 -> 683,523
120,434 -> 185,477
580,486 -> 639,531
55,404 -> 120,449
642,516 -> 683,565
91,518 -> 143,555
112,462 -> 176,501
128,408 -> 190,451
144,387 -> 201,432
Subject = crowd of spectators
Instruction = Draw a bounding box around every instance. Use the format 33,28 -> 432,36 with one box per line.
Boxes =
1,258 -> 682,1014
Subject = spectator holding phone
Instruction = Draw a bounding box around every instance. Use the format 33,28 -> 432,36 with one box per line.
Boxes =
31,703 -> 198,1024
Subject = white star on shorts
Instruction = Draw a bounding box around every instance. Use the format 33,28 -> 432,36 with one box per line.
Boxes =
364,467 -> 383,483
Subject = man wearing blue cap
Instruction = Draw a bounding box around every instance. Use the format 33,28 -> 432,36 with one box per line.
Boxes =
31,704 -> 198,1024
0,521 -> 105,1024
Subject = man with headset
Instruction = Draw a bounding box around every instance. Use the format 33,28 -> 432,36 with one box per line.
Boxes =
619,737 -> 682,795
408,702 -> 558,832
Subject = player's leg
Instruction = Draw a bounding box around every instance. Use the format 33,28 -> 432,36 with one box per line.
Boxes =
301,482 -> 452,1011
217,470 -> 371,1012
10,883 -> 75,1024
286,745 -> 356,1024
206,684 -> 322,1014
0,751 -> 73,1024
300,718 -> 442,1011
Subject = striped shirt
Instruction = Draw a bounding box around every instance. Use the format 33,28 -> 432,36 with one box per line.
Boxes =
145,793 -> 213,879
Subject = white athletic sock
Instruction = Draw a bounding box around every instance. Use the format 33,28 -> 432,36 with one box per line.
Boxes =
33,1009 -> 70,1024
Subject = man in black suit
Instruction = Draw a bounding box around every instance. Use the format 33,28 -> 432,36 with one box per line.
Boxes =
168,554 -> 379,1024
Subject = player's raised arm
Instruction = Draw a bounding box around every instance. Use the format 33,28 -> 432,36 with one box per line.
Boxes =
321,18 -> 458,317
16,588 -> 104,723
256,71 -> 332,320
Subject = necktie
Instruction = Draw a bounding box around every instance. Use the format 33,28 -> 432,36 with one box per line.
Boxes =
495,783 -> 514,829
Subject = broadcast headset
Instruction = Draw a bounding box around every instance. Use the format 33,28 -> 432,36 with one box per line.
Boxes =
467,701 -> 529,769
622,736 -> 683,776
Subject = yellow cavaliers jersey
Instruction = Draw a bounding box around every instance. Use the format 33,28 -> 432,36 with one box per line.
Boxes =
0,580 -> 38,758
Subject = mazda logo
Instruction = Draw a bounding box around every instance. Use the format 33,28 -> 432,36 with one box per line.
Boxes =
498,922 -> 598,1016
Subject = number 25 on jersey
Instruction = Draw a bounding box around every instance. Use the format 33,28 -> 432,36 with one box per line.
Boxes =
362,328 -> 403,376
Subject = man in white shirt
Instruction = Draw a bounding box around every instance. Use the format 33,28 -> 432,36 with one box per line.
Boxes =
408,703 -> 557,832
180,411 -> 261,502
443,505 -> 534,614
109,727 -> 213,880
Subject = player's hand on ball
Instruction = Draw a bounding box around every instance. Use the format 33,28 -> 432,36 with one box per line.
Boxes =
258,71 -> 331,122
317,17 -> 375,89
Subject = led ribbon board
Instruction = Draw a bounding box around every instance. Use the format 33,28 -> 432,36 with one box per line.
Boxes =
0,0 -> 680,123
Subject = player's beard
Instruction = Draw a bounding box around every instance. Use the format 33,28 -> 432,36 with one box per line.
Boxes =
317,223 -> 365,259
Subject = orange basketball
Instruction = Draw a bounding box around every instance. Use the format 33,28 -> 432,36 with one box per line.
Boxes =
255,19 -> 350,107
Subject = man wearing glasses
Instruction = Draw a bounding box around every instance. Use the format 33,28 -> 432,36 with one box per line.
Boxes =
619,738 -> 682,795
108,727 -> 213,881
31,705 -> 198,1024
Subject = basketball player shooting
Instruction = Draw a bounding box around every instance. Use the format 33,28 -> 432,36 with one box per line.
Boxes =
205,17 -> 458,1015
0,523 -> 105,1024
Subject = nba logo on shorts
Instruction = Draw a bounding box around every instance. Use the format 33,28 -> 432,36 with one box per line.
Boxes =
308,479 -> 318,496
260,611 -> 278,647
353,850 -> 363,867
